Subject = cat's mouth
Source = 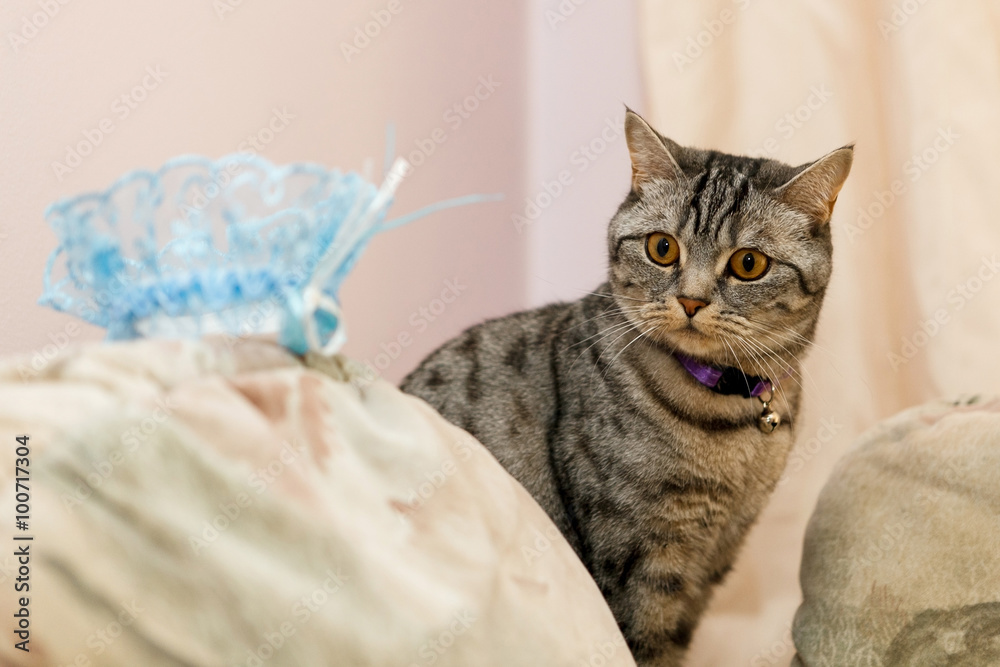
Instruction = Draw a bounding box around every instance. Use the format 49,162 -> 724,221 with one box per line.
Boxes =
642,317 -> 721,356
667,326 -> 715,349
639,313 -> 760,367
641,312 -> 711,337
628,309 -> 738,362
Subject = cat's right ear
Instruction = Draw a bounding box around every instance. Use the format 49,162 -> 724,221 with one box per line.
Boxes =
625,109 -> 683,193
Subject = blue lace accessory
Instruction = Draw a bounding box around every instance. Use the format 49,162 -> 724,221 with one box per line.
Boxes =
39,152 -> 493,354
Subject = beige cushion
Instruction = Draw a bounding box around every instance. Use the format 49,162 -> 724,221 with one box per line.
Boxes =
0,338 -> 634,667
792,396 -> 1000,665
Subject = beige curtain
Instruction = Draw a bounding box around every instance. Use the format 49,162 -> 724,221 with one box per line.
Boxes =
636,1 -> 1000,664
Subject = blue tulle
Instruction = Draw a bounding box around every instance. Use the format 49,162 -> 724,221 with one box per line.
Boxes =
39,152 -> 498,355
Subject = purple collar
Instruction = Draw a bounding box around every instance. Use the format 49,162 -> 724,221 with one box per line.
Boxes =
676,353 -> 773,399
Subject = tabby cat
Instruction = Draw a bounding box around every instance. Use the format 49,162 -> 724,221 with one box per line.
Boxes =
401,109 -> 852,666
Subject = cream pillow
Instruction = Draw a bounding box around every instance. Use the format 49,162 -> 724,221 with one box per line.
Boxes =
792,396 -> 1000,665
0,338 -> 634,667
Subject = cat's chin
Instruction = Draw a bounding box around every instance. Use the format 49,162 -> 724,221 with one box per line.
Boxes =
653,328 -> 727,362
656,330 -> 789,377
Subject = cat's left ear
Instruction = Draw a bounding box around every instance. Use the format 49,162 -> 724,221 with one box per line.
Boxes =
775,146 -> 854,224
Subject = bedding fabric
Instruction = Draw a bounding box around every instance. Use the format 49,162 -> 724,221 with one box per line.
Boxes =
792,396 -> 1000,665
0,337 -> 634,667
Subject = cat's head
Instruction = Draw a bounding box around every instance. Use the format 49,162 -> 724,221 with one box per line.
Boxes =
608,109 -> 852,371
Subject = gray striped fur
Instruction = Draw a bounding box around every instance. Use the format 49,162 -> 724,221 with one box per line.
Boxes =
402,110 -> 853,666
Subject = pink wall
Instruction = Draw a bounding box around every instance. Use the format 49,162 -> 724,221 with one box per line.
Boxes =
0,0 -> 640,384
526,0 -> 644,306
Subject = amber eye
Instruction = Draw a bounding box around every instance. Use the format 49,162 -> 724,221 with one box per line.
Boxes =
646,233 -> 680,266
728,249 -> 770,280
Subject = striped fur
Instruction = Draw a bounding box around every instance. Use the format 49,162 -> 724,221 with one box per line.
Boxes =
402,111 -> 852,666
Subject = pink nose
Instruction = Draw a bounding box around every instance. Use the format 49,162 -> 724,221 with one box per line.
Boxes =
677,297 -> 708,317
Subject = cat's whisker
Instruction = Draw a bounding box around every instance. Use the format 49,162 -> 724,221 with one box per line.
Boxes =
741,334 -> 826,418
713,333 -> 741,369
715,334 -> 746,377
529,278 -> 653,304
763,323 -> 870,392
726,338 -> 759,402
716,318 -> 796,355
566,320 -> 640,373
716,321 -> 810,394
725,334 -> 799,423
567,318 -> 638,351
728,322 -> 838,414
718,335 -> 769,407
645,322 -> 678,356
721,314 -> 803,345
722,328 -> 794,380
613,294 -> 655,303
601,328 -> 647,381
727,328 -> 795,377
561,304 -> 646,335
750,321 -> 875,401
726,335 -> 777,400
746,343 -> 800,423
730,334 -> 800,420
740,318 -> 843,369
592,322 -> 642,371
745,320 -> 810,360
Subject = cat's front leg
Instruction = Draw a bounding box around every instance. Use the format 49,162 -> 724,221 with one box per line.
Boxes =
599,541 -> 718,667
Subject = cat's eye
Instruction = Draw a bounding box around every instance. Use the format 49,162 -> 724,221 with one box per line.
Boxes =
646,233 -> 680,266
728,249 -> 770,280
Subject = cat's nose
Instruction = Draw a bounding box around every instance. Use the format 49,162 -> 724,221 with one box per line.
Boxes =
677,296 -> 708,317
